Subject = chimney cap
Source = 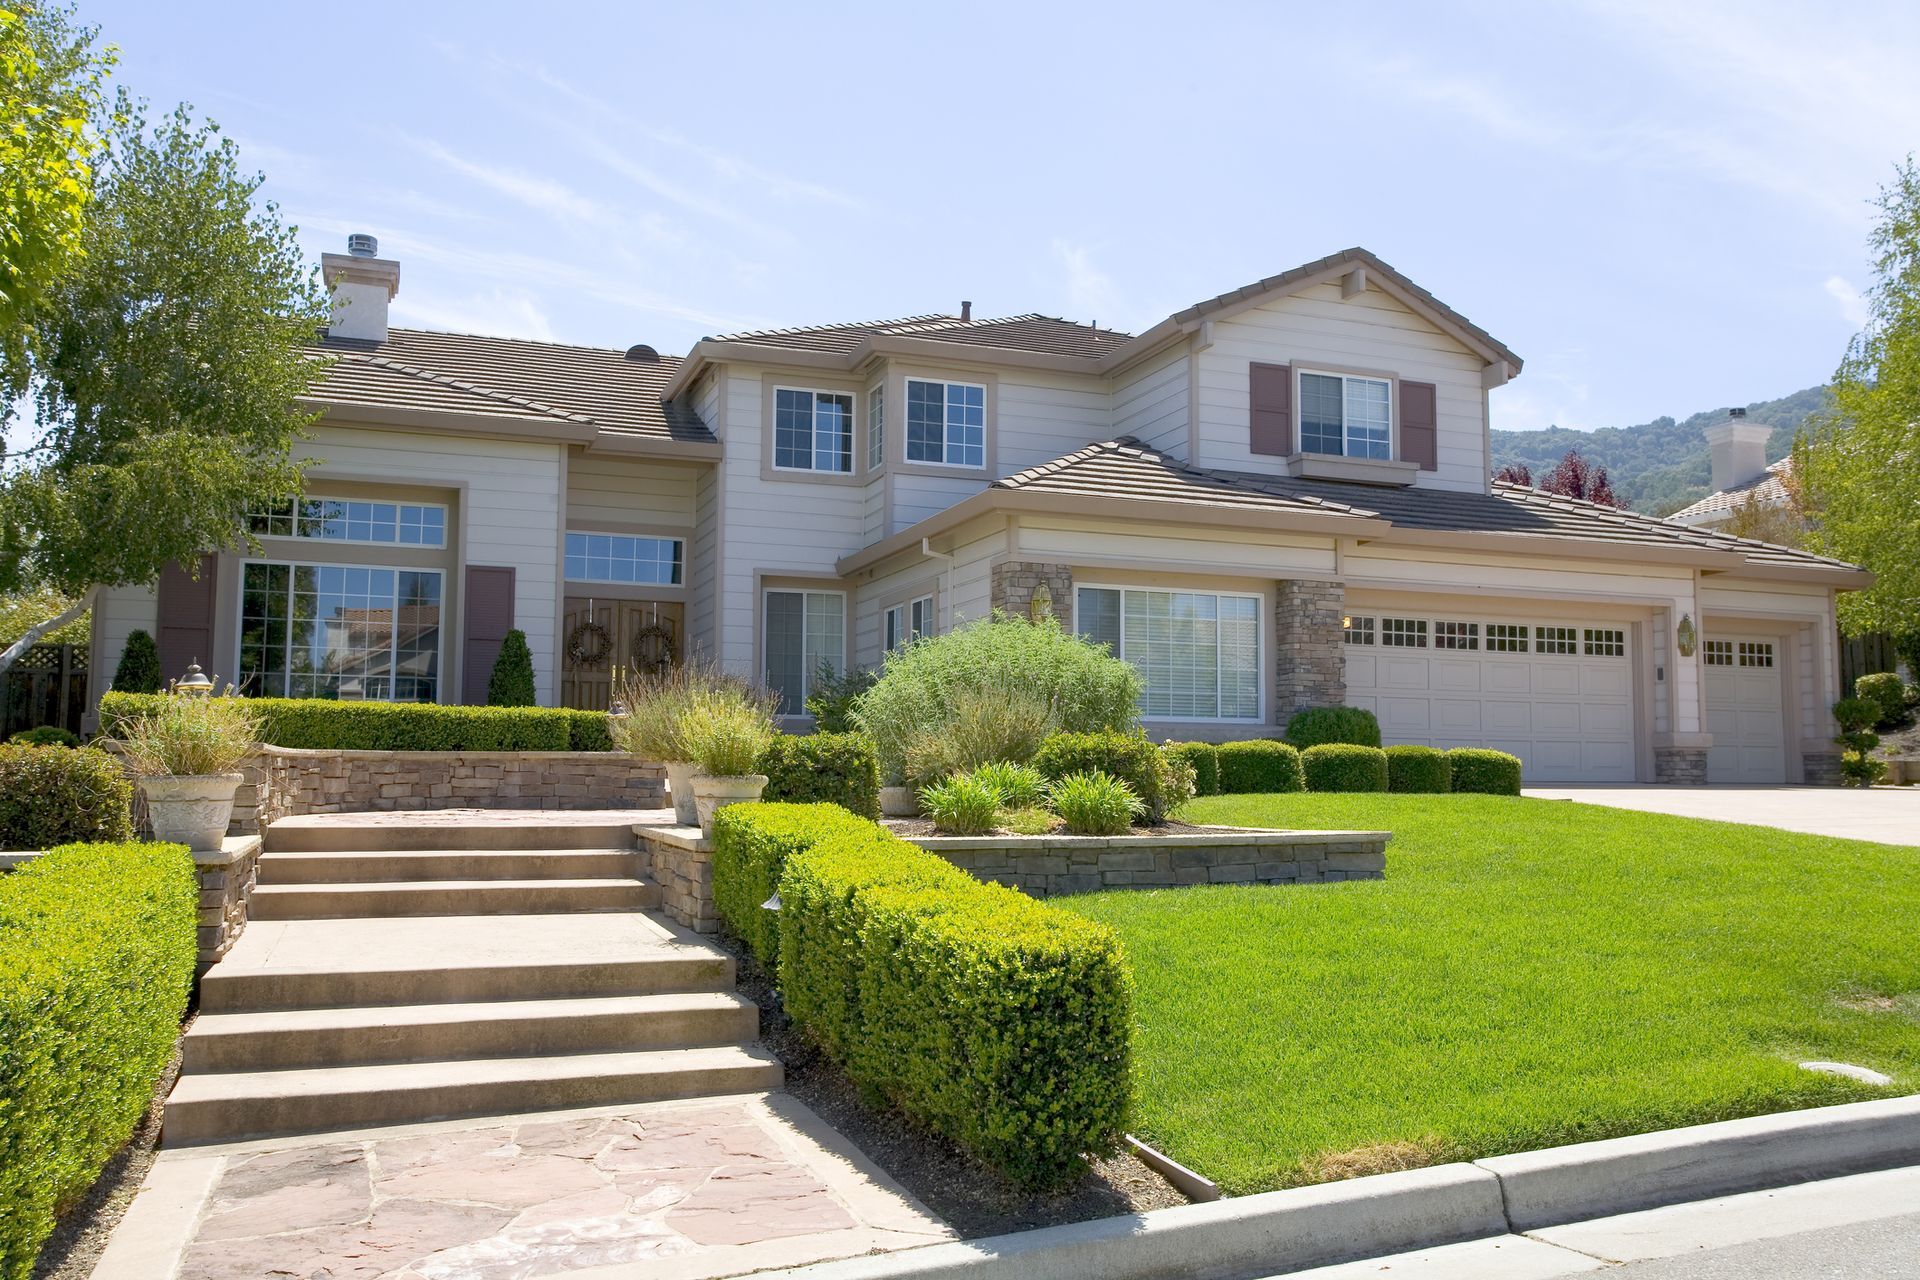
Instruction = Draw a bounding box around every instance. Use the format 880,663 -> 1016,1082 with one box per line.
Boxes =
624,344 -> 660,362
1728,407 -> 1746,418
346,232 -> 379,258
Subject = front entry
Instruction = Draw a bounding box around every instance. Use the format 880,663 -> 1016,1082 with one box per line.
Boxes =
1703,634 -> 1788,784
560,598 -> 683,710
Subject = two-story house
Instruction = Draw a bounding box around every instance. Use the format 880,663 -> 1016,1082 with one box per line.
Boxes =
89,239 -> 1868,785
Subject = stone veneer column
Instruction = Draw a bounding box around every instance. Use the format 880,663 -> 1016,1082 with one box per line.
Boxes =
1653,747 -> 1709,785
990,561 -> 1074,625
1273,578 -> 1346,723
1801,751 -> 1842,787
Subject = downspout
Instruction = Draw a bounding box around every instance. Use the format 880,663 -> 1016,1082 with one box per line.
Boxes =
921,537 -> 954,629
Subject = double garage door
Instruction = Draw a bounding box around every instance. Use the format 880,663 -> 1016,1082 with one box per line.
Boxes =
1343,612 -> 1636,783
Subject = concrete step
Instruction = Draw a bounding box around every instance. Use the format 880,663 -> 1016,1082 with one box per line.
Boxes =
249,878 -> 659,920
257,848 -> 644,885
201,951 -> 736,1012
264,816 -> 642,854
182,991 -> 761,1071
164,1044 -> 785,1144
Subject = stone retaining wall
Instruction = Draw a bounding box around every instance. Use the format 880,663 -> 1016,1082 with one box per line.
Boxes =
634,824 -> 718,933
907,829 -> 1389,897
196,837 -> 261,970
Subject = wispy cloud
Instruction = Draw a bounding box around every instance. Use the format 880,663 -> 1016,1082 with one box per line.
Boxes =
392,288 -> 558,342
1374,61 -> 1564,147
414,139 -> 613,227
1824,275 -> 1869,329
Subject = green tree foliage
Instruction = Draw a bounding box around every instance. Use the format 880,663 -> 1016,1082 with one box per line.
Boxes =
0,585 -> 86,647
108,626 -> 158,693
0,3 -> 114,396
0,97 -> 326,675
1797,159 -> 1920,640
486,629 -> 537,706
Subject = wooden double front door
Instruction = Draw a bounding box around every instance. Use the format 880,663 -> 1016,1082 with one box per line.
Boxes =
560,598 -> 682,711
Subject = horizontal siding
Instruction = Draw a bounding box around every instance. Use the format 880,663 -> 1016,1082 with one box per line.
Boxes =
88,582 -> 159,718
689,463 -> 720,662
852,558 -> 945,668
1015,520 -> 1336,578
993,371 -> 1113,476
947,527 -> 1006,627
564,455 -> 702,530
1195,282 -> 1488,492
892,472 -> 980,535
1112,346 -> 1190,459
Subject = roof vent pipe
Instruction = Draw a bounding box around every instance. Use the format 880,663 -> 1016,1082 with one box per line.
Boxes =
960,300 -> 972,322
346,232 -> 379,258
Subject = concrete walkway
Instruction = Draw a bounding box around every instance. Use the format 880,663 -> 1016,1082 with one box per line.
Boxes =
93,1093 -> 951,1280
1523,785 -> 1920,847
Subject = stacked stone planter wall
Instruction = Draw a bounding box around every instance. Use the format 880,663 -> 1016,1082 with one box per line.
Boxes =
908,829 -> 1389,898
194,838 -> 262,970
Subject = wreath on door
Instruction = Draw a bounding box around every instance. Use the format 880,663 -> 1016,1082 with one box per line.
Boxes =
630,621 -> 678,677
565,620 -> 613,669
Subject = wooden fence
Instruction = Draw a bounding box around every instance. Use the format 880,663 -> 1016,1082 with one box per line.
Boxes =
1839,631 -> 1897,694
3,644 -> 89,739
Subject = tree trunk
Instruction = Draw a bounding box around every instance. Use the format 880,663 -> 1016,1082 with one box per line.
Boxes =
0,588 -> 97,677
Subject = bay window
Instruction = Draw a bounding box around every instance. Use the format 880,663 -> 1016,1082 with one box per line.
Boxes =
1076,586 -> 1260,720
764,589 -> 845,715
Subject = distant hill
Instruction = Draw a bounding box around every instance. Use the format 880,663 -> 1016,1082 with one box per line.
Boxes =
1490,386 -> 1829,516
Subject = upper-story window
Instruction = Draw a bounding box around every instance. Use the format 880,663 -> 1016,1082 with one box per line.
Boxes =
905,379 -> 986,468
1299,371 -> 1391,460
249,498 -> 447,548
774,388 -> 853,473
867,385 -> 885,470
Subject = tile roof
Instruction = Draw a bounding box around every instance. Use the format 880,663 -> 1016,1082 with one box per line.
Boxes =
309,328 -> 715,445
1668,458 -> 1793,521
995,440 -> 1856,573
708,313 -> 1133,360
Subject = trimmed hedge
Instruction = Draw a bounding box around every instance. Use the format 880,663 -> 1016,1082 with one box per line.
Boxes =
758,732 -> 882,819
99,692 -> 615,753
1285,706 -> 1382,750
1163,742 -> 1220,796
1385,744 -> 1451,794
0,747 -> 133,851
7,727 -> 79,748
1303,743 -> 1389,792
1033,730 -> 1184,822
713,803 -> 878,971
1,842 -> 197,1280
1447,748 -> 1524,795
727,803 -> 1131,1190
1215,739 -> 1305,794
564,708 -> 615,752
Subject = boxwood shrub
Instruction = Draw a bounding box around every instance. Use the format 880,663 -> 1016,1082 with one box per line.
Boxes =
1303,743 -> 1390,792
0,746 -> 133,851
1,842 -> 196,1280
1163,742 -> 1220,797
712,803 -> 878,971
99,693 -> 613,753
565,709 -> 615,751
1855,672 -> 1910,729
1285,706 -> 1382,749
741,803 -> 1131,1190
1033,730 -> 1188,821
757,732 -> 881,819
1215,739 -> 1305,794
1385,744 -> 1451,794
1447,748 -> 1524,795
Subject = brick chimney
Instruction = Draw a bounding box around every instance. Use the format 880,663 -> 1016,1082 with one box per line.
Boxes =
1703,408 -> 1773,492
321,233 -> 400,343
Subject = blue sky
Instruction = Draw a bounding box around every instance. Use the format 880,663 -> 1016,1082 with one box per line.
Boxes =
87,0 -> 1919,432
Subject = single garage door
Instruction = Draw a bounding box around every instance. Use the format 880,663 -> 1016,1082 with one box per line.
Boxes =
1704,636 -> 1787,784
1343,612 -> 1636,783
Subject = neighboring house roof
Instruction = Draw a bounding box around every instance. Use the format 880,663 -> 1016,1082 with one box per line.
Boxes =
922,439 -> 1856,579
309,328 -> 717,448
1668,458 -> 1793,523
708,312 -> 1134,360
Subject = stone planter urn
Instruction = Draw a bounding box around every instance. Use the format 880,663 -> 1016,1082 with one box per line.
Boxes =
663,761 -> 701,826
140,773 -> 244,851
690,773 -> 768,835
880,786 -> 918,817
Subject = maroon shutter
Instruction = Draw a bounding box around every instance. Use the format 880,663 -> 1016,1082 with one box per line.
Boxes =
462,566 -> 516,705
1249,362 -> 1292,456
1401,381 -> 1438,471
155,556 -> 218,685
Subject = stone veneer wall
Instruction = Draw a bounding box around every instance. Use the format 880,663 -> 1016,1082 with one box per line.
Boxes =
910,831 -> 1387,898
1274,578 -> 1346,723
635,825 -> 718,934
195,838 -> 261,971
1801,752 -> 1843,787
230,747 -> 665,835
1653,747 -> 1710,785
990,561 -> 1075,625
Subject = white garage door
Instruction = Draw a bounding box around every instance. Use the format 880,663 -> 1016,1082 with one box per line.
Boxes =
1704,637 -> 1787,784
1343,613 -> 1636,783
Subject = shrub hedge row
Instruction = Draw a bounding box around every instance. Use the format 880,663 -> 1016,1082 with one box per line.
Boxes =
1,842 -> 197,1280
1033,730 -> 1188,821
1302,743 -> 1389,792
1385,744 -> 1452,793
1155,737 -> 1523,797
1162,742 -> 1220,796
1216,740 -> 1305,794
713,803 -> 1132,1189
99,693 -> 615,753
1447,748 -> 1524,795
1284,706 -> 1382,749
758,732 -> 881,819
0,747 -> 133,852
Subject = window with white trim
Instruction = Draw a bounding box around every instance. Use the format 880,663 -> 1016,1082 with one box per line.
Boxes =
1584,628 -> 1625,657
884,595 -> 933,652
1738,641 -> 1774,668
1383,617 -> 1428,648
564,532 -> 683,585
764,590 -> 844,715
1435,621 -> 1479,650
239,562 -> 441,702
1299,371 -> 1391,459
249,498 -> 446,547
1343,615 -> 1375,645
1076,587 -> 1260,720
867,385 -> 885,470
905,379 -> 986,467
1703,640 -> 1734,666
774,388 -> 853,473
1487,624 -> 1529,653
1536,626 -> 1577,655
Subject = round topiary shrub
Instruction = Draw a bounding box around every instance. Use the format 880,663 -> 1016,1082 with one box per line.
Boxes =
1163,742 -> 1220,796
1215,739 -> 1305,794
1446,748 -> 1524,795
1302,743 -> 1389,792
1855,672 -> 1910,729
487,630 -> 537,706
1285,706 -> 1382,749
1385,744 -> 1450,793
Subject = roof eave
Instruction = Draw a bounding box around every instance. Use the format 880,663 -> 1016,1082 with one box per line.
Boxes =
580,432 -> 723,460
305,399 -> 600,445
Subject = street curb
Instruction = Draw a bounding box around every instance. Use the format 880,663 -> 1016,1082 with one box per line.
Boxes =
754,1094 -> 1920,1280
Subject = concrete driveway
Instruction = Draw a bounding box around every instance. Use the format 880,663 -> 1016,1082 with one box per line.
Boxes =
1523,785 -> 1920,847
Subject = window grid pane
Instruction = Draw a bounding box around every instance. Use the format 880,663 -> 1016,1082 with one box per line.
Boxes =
815,393 -> 852,472
1738,641 -> 1774,668
1300,373 -> 1344,456
564,532 -> 682,586
1487,624 -> 1528,653
867,385 -> 884,469
1382,618 -> 1428,648
243,560 -> 438,702
1093,588 -> 1256,720
905,380 -> 944,463
1436,621 -> 1479,650
1343,615 -> 1375,646
1584,628 -> 1625,657
1536,626 -> 1577,655
1345,377 -> 1391,460
248,498 -> 445,548
1703,639 -> 1734,666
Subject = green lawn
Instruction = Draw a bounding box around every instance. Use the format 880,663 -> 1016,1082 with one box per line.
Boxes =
1064,794 -> 1920,1196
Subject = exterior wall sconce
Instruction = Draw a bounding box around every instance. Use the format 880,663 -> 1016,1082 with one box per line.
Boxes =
1028,582 -> 1054,622
1676,614 -> 1697,658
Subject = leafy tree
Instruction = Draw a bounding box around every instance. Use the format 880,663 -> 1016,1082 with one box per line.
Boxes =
0,2 -> 114,396
110,625 -> 159,693
487,629 -> 537,706
1719,486 -> 1807,549
1497,450 -> 1623,507
1796,159 -> 1920,639
0,96 -> 326,676
0,584 -> 87,646
1493,461 -> 1532,485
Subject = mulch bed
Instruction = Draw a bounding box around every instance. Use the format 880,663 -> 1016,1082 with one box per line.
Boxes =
723,936 -> 1187,1237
